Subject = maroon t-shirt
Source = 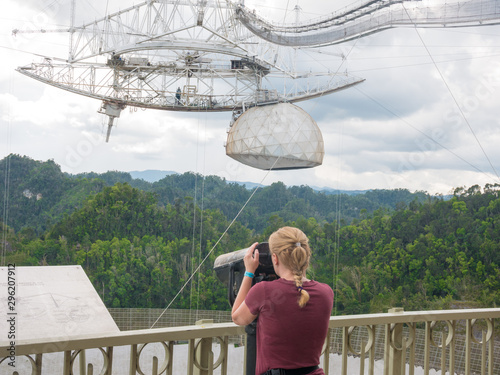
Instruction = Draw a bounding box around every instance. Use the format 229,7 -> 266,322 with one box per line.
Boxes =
245,278 -> 334,375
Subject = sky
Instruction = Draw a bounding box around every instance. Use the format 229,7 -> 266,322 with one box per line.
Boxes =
1,0 -> 500,195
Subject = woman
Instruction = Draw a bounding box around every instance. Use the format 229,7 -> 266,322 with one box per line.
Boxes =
232,226 -> 334,375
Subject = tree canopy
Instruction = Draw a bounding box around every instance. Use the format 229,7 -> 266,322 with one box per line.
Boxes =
1,154 -> 498,312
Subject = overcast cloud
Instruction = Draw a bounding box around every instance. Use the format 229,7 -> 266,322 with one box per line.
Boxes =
1,0 -> 500,196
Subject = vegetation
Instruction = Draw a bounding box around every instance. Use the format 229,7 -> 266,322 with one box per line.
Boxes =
1,154 -> 498,313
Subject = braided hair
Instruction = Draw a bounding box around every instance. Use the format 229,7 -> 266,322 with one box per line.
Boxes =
269,226 -> 311,307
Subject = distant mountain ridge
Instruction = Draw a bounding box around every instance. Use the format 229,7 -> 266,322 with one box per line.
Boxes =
129,169 -> 264,189
1,154 -> 432,234
128,169 -> 369,194
129,170 -> 177,183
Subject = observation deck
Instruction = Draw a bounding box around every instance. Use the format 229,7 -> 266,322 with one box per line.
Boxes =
1,308 -> 498,374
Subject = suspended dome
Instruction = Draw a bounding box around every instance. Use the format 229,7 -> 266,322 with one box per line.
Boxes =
225,103 -> 324,170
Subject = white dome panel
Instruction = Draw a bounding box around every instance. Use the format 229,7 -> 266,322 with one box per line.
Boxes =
226,103 -> 324,170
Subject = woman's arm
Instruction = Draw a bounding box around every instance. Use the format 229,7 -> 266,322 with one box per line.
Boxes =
231,242 -> 259,325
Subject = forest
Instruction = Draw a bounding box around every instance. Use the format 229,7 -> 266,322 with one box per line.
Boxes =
1,154 -> 499,314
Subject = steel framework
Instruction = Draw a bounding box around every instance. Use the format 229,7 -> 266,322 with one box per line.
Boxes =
14,0 -> 500,141
16,0 -> 362,112
238,0 -> 500,47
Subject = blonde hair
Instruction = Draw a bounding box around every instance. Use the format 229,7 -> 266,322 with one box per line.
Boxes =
268,226 -> 311,308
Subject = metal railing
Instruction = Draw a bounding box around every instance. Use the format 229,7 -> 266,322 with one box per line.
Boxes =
1,308 -> 499,375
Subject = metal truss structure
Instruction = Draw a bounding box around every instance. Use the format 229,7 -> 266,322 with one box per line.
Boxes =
238,0 -> 500,47
16,1 -> 362,133
14,0 -> 500,141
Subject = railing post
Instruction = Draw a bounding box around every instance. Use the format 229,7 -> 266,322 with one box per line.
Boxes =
188,339 -> 195,375
440,332 -> 446,374
368,325 -> 376,375
488,319 -> 494,375
323,329 -> 331,375
221,335 -> 229,375
35,353 -> 42,375
424,322 -> 430,375
465,319 -> 471,375
408,323 -> 415,375
387,308 -> 404,375
360,339 -> 366,375
400,338 -> 407,375
166,341 -> 174,375
481,331 -> 487,375
341,326 -> 348,375
78,349 -> 87,375
106,347 -> 114,375
129,344 -> 138,375
449,321 -> 456,375
79,349 -> 87,375
63,350 -> 71,375
384,324 -> 390,375
194,319 -> 214,375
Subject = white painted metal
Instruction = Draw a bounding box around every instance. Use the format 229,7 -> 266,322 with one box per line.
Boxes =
13,0 -> 500,154
238,0 -> 500,47
16,0 -> 363,115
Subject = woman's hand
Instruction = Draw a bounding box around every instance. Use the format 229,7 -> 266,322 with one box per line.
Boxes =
244,242 -> 259,274
231,242 -> 260,326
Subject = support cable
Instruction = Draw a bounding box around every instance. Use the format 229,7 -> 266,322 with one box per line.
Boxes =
1,75 -> 14,266
188,123 -> 200,320
326,36 -> 363,315
149,157 -> 280,329
195,109 -> 208,322
333,121 -> 345,316
403,4 -> 500,182
354,86 -> 496,181
1,157 -> 11,267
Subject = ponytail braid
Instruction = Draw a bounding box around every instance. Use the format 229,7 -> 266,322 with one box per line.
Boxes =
269,227 -> 312,308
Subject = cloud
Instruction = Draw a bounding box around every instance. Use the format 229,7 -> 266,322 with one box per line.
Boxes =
2,0 -> 500,194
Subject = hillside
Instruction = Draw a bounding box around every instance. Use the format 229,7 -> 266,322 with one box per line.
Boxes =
1,154 -> 430,234
1,154 -> 498,312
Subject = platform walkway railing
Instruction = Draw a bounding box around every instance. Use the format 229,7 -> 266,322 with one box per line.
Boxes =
1,308 -> 499,375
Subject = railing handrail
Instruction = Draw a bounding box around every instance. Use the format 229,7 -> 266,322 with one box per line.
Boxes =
3,308 -> 499,358
4,322 -> 246,356
327,307 -> 500,327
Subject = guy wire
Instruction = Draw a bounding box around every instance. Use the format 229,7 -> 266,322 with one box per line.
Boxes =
188,108 -> 208,323
354,87 -> 495,181
196,109 -> 209,321
333,121 -> 345,316
1,74 -> 14,267
402,4 -> 500,182
149,157 -> 281,329
188,113 -> 201,321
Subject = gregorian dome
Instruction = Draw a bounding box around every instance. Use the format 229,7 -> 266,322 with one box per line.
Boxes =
225,103 -> 324,170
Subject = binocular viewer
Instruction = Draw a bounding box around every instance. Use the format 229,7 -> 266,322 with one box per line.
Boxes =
214,242 -> 278,306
